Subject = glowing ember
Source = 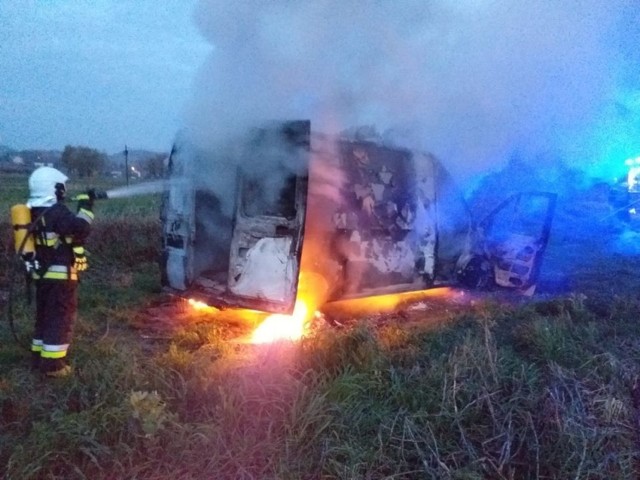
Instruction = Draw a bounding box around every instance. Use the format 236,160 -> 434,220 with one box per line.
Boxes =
251,299 -> 310,344
187,298 -> 217,312
322,287 -> 456,317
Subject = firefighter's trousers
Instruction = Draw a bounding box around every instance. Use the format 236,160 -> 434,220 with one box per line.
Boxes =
32,278 -> 78,372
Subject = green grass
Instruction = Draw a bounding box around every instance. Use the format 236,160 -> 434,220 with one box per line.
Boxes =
2,172 -> 640,478
6,298 -> 639,478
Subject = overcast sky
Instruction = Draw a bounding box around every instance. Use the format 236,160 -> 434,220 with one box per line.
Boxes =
1,0 -> 638,182
0,0 -> 209,153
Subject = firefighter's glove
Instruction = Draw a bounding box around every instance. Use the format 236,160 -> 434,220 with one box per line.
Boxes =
73,245 -> 88,272
75,191 -> 95,210
75,192 -> 95,224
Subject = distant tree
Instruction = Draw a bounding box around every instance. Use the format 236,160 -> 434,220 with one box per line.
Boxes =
18,150 -> 41,165
144,153 -> 167,178
61,145 -> 106,178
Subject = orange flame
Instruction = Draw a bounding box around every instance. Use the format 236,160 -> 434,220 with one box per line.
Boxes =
251,299 -> 311,344
319,287 -> 458,320
187,298 -> 218,312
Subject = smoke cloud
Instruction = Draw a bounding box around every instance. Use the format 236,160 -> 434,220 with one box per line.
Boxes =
185,0 -> 640,187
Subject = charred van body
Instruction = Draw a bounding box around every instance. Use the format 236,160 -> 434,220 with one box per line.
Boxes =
160,121 -> 556,314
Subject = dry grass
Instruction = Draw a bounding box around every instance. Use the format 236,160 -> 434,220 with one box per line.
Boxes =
2,172 -> 640,478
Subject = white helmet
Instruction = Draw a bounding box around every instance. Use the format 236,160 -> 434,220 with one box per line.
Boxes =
27,166 -> 69,207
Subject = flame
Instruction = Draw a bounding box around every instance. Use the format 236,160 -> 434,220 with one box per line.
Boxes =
187,298 -> 218,312
251,299 -> 311,344
322,287 -> 456,317
186,272 -> 457,344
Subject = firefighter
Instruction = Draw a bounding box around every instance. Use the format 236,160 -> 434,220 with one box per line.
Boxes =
26,166 -> 95,378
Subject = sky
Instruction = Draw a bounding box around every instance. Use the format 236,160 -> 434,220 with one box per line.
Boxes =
0,0 -> 209,154
1,0 -> 640,183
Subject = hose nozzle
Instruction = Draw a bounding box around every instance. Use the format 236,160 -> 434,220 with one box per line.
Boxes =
92,190 -> 109,200
71,189 -> 109,201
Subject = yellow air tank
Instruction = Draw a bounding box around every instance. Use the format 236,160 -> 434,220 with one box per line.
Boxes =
10,204 -> 35,257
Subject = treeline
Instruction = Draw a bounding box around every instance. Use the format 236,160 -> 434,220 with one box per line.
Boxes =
61,145 -> 106,178
61,145 -> 167,178
0,145 -> 168,179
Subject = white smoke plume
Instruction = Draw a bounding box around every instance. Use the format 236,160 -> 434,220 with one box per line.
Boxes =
185,0 -> 640,187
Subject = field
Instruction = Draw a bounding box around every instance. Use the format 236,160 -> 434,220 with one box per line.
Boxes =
2,172 -> 640,479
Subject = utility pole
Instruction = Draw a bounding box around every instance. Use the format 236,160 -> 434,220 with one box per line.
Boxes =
124,144 -> 129,186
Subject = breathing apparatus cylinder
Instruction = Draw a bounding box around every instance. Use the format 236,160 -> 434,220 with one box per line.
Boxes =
10,204 -> 35,258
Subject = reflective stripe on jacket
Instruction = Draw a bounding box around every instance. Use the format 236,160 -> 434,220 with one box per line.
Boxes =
33,265 -> 78,281
31,202 -> 91,276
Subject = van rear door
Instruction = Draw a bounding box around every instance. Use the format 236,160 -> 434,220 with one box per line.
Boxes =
160,142 -> 197,291
161,122 -> 310,314
223,122 -> 310,313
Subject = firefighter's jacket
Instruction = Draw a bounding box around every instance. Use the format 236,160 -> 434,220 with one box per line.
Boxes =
31,202 -> 93,280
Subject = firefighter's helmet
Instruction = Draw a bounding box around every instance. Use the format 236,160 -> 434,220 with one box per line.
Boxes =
27,166 -> 69,207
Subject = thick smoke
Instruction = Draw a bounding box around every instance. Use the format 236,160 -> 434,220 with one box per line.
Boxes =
186,0 -> 640,187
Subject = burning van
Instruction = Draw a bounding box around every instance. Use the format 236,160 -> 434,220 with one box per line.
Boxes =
160,120 -> 556,314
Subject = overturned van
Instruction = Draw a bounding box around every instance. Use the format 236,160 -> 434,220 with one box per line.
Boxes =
160,120 -> 556,314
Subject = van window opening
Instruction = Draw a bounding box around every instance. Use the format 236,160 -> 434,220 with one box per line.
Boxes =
241,174 -> 297,219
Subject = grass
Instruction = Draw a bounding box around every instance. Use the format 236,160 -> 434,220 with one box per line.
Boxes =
2,172 -> 640,478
